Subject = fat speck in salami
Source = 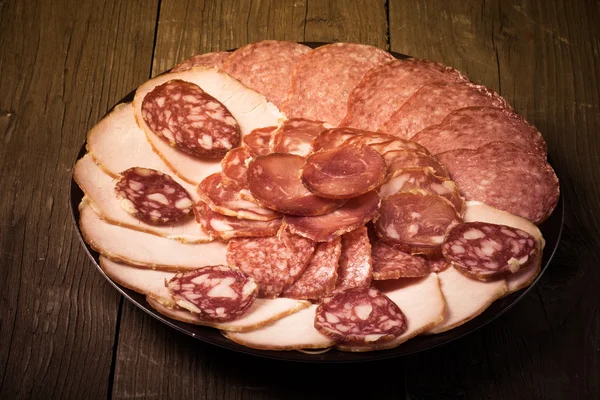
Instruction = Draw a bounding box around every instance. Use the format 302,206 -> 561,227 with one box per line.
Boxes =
115,167 -> 194,224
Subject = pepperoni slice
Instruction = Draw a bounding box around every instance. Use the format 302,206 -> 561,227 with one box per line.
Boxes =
301,144 -> 386,199
171,51 -> 230,72
221,147 -> 251,187
372,240 -> 430,280
115,167 -> 194,224
335,227 -> 373,291
311,127 -> 363,152
167,266 -> 258,322
270,118 -> 331,156
383,150 -> 449,178
375,191 -> 461,255
141,79 -> 241,159
247,153 -> 346,216
442,222 -> 538,281
314,287 -> 408,344
243,126 -> 277,156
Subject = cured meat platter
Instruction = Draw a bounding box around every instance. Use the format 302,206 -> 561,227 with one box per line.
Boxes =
70,42 -> 563,362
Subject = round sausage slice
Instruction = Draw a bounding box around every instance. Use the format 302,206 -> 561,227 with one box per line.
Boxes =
243,126 -> 276,156
311,127 -> 363,152
383,150 -> 449,178
371,240 -> 430,280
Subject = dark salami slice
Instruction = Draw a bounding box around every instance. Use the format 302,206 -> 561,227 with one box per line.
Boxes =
314,287 -> 408,344
379,168 -> 465,215
141,79 -> 241,159
374,191 -> 461,255
284,191 -> 380,242
301,144 -> 386,199
436,142 -> 559,224
171,51 -> 230,72
311,127 -> 366,152
227,230 -> 316,298
283,238 -> 342,300
341,58 -> 468,130
379,81 -> 510,139
115,167 -> 194,224
247,153 -> 346,216
194,201 -> 281,240
221,146 -> 251,187
335,227 -> 373,291
372,240 -> 430,280
222,40 -> 311,108
270,118 -> 331,156
167,266 -> 258,322
411,107 -> 547,157
442,221 -> 538,281
284,43 -> 394,125
197,173 -> 280,221
383,150 -> 449,178
243,126 -> 276,156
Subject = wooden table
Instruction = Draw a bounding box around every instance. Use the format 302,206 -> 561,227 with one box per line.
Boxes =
1,0 -> 598,398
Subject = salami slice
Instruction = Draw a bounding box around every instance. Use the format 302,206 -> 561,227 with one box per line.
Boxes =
141,79 -> 241,159
442,222 -> 538,281
243,126 -> 276,156
300,144 -> 386,199
284,191 -> 380,242
314,287 -> 408,344
194,201 -> 281,240
115,167 -> 194,224
311,127 -> 363,152
283,43 -> 394,125
197,173 -> 280,221
222,40 -> 311,108
341,58 -> 468,130
167,266 -> 258,322
374,191 -> 461,255
379,168 -> 465,215
379,81 -> 510,139
411,107 -> 547,156
436,142 -> 559,224
246,153 -> 346,216
220,146 -> 251,187
226,230 -> 316,298
383,150 -> 449,178
372,240 -> 430,280
270,118 -> 331,156
171,51 -> 230,72
283,238 -> 342,300
335,227 -> 372,291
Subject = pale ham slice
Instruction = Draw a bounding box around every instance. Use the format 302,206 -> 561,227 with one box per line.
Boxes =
99,256 -> 174,303
74,154 -> 210,243
146,295 -> 310,332
426,266 -> 507,334
337,273 -> 445,352
224,305 -> 335,350
79,200 -> 227,271
133,67 -> 285,185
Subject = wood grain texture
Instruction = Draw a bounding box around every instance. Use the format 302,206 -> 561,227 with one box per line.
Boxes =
0,0 -> 157,398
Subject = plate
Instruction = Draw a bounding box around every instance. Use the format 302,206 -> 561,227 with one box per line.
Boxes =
69,44 -> 564,363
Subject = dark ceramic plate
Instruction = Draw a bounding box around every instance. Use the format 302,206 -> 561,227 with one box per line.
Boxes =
69,43 -> 564,363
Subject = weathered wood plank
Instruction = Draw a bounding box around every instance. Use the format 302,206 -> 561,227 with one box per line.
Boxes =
0,0 -> 157,398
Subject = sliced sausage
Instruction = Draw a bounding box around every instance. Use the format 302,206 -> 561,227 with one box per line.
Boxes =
372,240 -> 430,280
243,126 -> 277,156
383,150 -> 449,178
335,227 -> 373,291
270,118 -> 331,156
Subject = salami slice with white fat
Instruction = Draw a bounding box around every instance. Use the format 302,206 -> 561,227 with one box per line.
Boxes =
115,167 -> 194,224
197,173 -> 280,221
246,153 -> 346,216
283,238 -> 342,300
226,230 -> 316,298
442,222 -> 538,281
171,51 -> 230,72
379,81 -> 510,139
371,240 -> 430,280
411,107 -> 547,157
243,126 -> 276,156
383,150 -> 449,178
315,287 -> 408,344
194,201 -> 281,240
379,168 -> 465,215
311,127 -> 363,152
284,43 -> 394,125
167,266 -> 258,322
270,118 -> 331,156
341,58 -> 468,130
437,142 -> 559,224
222,40 -> 311,108
301,144 -> 386,199
335,227 -> 372,291
284,191 -> 380,242
220,146 -> 251,187
375,191 -> 461,255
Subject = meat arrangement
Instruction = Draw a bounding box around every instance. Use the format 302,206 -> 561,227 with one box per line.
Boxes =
74,40 -> 558,353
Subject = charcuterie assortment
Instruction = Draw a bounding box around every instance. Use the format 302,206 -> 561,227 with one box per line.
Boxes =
74,41 -> 559,353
